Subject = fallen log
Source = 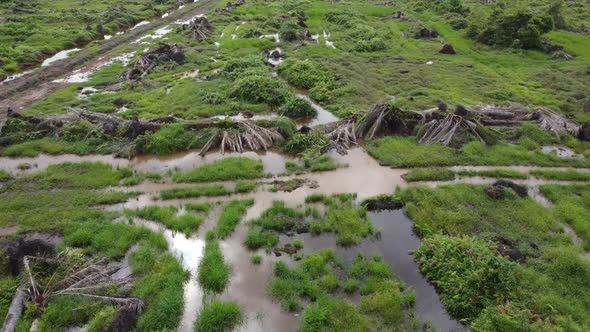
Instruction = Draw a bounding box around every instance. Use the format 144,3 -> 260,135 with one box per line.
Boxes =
1,287 -> 29,332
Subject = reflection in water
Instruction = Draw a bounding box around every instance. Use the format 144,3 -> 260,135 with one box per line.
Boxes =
129,218 -> 206,332
296,210 -> 466,331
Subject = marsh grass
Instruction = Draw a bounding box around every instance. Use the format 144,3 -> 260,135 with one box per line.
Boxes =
173,158 -> 264,183
368,137 -> 590,168
131,206 -> 203,235
197,240 -> 230,294
399,183 -> 590,329
160,185 -> 232,200
194,301 -> 243,332
271,249 -> 415,330
402,168 -> 529,182
213,199 -> 253,238
531,169 -> 590,181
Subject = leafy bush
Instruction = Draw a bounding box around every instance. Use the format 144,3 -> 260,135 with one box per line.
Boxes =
134,124 -> 209,155
222,56 -> 265,80
230,70 -> 290,107
283,132 -> 330,154
280,98 -> 317,118
470,5 -> 554,49
414,235 -> 517,321
278,60 -> 333,90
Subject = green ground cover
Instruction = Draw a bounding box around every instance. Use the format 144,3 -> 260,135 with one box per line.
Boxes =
0,0 -> 178,79
397,184 -> 590,330
0,162 -> 188,330
173,157 -> 264,183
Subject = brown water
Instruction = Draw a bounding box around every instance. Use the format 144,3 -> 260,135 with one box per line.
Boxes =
291,210 -> 467,331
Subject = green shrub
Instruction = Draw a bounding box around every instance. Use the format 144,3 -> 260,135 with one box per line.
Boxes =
279,21 -> 301,42
283,132 -> 330,154
244,228 -> 279,249
278,60 -> 333,90
230,70 -> 290,107
414,235 -> 517,321
470,5 -> 554,49
280,97 -> 317,118
134,124 -> 210,155
194,301 -> 243,332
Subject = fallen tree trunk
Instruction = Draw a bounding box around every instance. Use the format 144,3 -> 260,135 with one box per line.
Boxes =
1,287 -> 29,332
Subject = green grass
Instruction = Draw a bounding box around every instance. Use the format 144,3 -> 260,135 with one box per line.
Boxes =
132,240 -> 189,331
0,0 -> 178,79
398,183 -> 590,329
214,199 -> 254,239
250,255 -> 262,265
244,228 -> 279,250
0,170 -> 10,182
368,137 -> 590,168
234,180 -> 257,193
455,169 -> 529,179
0,276 -> 19,322
131,206 -> 203,235
173,158 -> 264,183
540,185 -> 590,251
3,162 -> 133,190
286,155 -> 341,174
402,168 -> 456,182
194,301 -> 243,332
531,169 -> 590,181
185,203 -> 212,214
402,168 -> 530,182
414,235 -> 517,321
160,185 -> 232,200
197,240 -> 230,294
271,249 -> 416,330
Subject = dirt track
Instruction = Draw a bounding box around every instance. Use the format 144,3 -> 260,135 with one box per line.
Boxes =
0,0 -> 218,111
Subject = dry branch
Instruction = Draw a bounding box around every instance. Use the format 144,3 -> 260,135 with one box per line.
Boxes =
418,114 -> 492,147
200,120 -> 286,155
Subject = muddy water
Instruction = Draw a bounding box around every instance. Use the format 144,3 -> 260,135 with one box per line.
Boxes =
128,217 -> 205,331
295,94 -> 340,128
294,210 -> 466,331
219,221 -> 299,332
0,149 -> 293,175
105,148 -> 409,211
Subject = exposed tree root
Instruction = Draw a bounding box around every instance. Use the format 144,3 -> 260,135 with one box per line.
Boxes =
2,252 -> 143,332
200,120 -> 286,155
184,16 -> 213,40
355,102 -> 440,139
418,114 -> 494,147
120,43 -> 185,81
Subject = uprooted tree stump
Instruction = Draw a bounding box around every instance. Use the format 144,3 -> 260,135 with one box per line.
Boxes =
200,119 -> 286,155
417,113 -> 497,147
120,44 -> 184,81
185,15 -> 213,40
355,102 -> 440,139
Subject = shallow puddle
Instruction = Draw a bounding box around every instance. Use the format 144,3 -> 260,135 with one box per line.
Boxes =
41,49 -> 81,67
